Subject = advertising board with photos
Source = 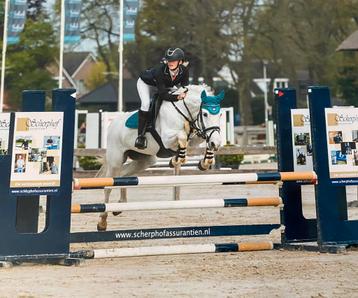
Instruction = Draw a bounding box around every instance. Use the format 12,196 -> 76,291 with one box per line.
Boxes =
291,109 -> 313,172
326,108 -> 358,184
10,112 -> 64,195
0,113 -> 10,155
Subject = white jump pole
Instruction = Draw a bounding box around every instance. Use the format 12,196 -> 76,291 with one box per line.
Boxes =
73,241 -> 274,259
71,197 -> 283,213
73,172 -> 317,190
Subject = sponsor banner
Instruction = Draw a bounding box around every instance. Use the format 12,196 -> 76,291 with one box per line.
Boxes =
123,0 -> 139,42
291,109 -> 313,172
64,0 -> 82,44
325,107 -> 358,184
10,112 -> 64,194
0,113 -> 10,155
7,0 -> 27,45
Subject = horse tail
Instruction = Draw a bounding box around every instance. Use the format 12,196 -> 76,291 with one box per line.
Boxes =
95,157 -> 108,178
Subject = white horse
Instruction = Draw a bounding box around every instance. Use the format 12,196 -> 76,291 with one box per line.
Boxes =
97,84 -> 225,231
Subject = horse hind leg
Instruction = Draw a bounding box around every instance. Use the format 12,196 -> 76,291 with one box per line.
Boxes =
111,155 -> 156,216
120,155 -> 157,177
97,187 -> 111,231
112,188 -> 127,216
97,164 -> 122,231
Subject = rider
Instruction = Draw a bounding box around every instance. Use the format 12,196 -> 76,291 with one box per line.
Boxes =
135,47 -> 189,149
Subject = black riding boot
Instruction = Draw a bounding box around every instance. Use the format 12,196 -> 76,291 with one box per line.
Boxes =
135,110 -> 149,149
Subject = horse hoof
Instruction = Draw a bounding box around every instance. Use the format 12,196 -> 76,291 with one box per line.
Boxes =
198,161 -> 207,171
169,158 -> 175,168
112,211 -> 122,216
97,223 -> 107,231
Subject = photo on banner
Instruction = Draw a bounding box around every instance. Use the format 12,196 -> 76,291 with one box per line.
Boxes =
326,108 -> 358,181
291,109 -> 313,171
10,112 -> 64,194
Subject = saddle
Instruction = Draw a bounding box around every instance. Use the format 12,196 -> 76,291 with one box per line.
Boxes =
125,95 -> 176,158
146,94 -> 162,130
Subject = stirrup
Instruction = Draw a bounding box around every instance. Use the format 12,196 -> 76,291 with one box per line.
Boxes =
135,135 -> 147,149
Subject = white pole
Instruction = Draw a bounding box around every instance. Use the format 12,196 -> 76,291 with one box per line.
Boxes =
118,0 -> 124,111
0,0 -> 10,112
263,60 -> 268,123
59,0 -> 65,88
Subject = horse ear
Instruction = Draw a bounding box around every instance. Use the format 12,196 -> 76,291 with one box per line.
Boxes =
201,90 -> 207,100
217,90 -> 225,102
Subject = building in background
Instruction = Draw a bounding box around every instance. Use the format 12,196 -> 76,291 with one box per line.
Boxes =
48,51 -> 140,111
76,79 -> 140,112
48,51 -> 96,96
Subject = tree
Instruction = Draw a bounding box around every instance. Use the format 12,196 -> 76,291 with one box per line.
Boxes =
0,0 -> 57,109
252,0 -> 307,113
81,0 -> 119,85
27,0 -> 48,20
255,0 -> 358,105
136,0 -> 231,85
0,1 -> 4,39
224,0 -> 263,126
85,61 -> 107,90
6,20 -> 57,108
73,0 -> 358,116
336,52 -> 358,105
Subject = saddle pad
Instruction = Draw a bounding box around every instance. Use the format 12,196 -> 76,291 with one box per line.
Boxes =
125,111 -> 138,129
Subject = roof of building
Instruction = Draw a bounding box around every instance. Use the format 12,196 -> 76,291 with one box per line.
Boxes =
337,30 -> 358,51
77,80 -> 140,104
64,52 -> 95,76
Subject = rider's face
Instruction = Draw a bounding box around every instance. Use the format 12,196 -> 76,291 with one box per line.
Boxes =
167,60 -> 181,70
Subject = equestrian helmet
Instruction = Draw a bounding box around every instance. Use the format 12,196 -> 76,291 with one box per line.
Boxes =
164,48 -> 185,62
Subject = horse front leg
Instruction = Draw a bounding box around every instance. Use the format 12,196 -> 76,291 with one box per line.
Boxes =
169,130 -> 188,168
198,147 -> 215,171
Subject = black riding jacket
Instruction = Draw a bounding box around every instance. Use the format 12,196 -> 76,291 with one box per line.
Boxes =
139,63 -> 189,102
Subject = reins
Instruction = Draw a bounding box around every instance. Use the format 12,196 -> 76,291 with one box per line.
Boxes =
170,91 -> 220,143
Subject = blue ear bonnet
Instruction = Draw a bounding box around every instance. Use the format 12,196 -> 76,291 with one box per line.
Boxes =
201,90 -> 225,115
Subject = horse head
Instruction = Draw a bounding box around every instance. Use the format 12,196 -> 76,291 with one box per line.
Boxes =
199,89 -> 225,151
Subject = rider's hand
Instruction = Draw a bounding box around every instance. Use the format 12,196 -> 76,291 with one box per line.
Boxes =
177,92 -> 187,100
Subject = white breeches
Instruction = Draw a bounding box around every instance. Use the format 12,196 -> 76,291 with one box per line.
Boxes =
137,78 -> 157,112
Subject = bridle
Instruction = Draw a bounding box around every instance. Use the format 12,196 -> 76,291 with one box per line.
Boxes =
196,106 -> 221,143
170,90 -> 221,144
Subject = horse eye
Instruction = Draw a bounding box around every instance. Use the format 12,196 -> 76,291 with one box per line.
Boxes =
203,112 -> 208,117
